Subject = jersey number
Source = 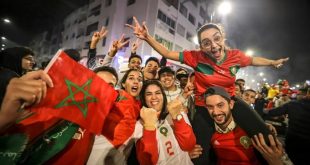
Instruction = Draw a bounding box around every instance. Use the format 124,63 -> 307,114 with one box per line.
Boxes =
165,141 -> 174,156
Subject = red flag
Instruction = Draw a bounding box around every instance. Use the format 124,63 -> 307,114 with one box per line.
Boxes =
28,50 -> 118,134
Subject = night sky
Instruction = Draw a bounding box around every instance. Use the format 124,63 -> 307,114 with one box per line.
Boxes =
1,0 -> 309,84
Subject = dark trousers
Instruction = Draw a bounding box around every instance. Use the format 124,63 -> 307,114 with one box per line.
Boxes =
191,97 -> 270,165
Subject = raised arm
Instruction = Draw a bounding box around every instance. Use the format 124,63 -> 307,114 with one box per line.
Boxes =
126,16 -> 180,61
136,107 -> 159,165
101,34 -> 129,67
167,99 -> 196,151
88,26 -> 108,68
252,56 -> 289,68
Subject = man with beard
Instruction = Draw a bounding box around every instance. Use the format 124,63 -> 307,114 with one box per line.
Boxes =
127,18 -> 289,164
196,86 -> 284,164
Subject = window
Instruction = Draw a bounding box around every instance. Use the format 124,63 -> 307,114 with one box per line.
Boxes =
76,28 -> 85,38
177,23 -> 185,37
102,38 -> 106,46
84,41 -> 91,49
186,32 -> 193,42
78,14 -> 87,23
105,17 -> 109,26
163,0 -> 179,9
169,29 -> 175,35
188,13 -> 196,25
199,6 -> 206,18
89,5 -> 101,17
86,22 -> 99,35
179,3 -> 187,17
105,0 -> 112,7
52,38 -> 57,44
124,37 -> 130,47
155,34 -> 173,50
127,0 -> 135,6
126,17 -> 133,25
157,10 -> 176,29
198,22 -> 202,30
190,0 -> 197,7
71,33 -> 75,39
65,35 -> 69,40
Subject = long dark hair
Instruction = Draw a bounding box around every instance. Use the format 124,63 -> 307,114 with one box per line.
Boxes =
139,80 -> 168,123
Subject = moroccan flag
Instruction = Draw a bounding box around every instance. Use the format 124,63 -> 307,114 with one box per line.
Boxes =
28,50 -> 118,134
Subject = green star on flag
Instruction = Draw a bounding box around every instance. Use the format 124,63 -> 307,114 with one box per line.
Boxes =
26,50 -> 118,134
55,79 -> 97,117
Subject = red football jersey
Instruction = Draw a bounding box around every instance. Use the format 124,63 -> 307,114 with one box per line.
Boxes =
180,49 -> 252,106
211,127 -> 260,165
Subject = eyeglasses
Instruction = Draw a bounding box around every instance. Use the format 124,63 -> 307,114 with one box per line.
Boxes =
200,35 -> 223,48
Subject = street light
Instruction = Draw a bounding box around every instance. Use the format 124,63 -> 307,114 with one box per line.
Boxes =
1,36 -> 6,40
218,1 -> 232,16
259,72 -> 264,77
3,18 -> 11,24
263,78 -> 267,82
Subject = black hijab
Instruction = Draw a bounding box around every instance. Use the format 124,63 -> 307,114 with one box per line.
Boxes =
0,47 -> 34,76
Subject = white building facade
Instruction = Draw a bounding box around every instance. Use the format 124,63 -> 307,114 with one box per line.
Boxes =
61,0 -> 209,70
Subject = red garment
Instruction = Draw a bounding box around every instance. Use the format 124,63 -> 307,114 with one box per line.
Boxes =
136,118 -> 196,165
180,49 -> 252,106
136,129 -> 158,165
101,90 -> 141,148
211,126 -> 260,165
29,50 -> 118,134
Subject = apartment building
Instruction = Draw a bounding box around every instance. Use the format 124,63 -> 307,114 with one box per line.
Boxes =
61,0 -> 209,69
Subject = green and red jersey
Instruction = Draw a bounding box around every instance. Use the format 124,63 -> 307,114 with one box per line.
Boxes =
179,49 -> 252,106
211,126 -> 260,165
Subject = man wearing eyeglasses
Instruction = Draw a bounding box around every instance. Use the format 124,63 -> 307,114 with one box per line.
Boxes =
127,17 -> 289,164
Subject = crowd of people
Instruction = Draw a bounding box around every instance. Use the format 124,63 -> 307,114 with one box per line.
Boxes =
0,16 -> 309,165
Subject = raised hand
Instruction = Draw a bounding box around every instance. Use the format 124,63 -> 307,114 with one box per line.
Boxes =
108,34 -> 130,57
140,107 -> 158,130
272,57 -> 289,68
182,75 -> 194,98
0,70 -> 53,130
167,98 -> 183,119
90,26 -> 108,49
131,38 -> 142,53
126,16 -> 149,40
251,133 -> 284,165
